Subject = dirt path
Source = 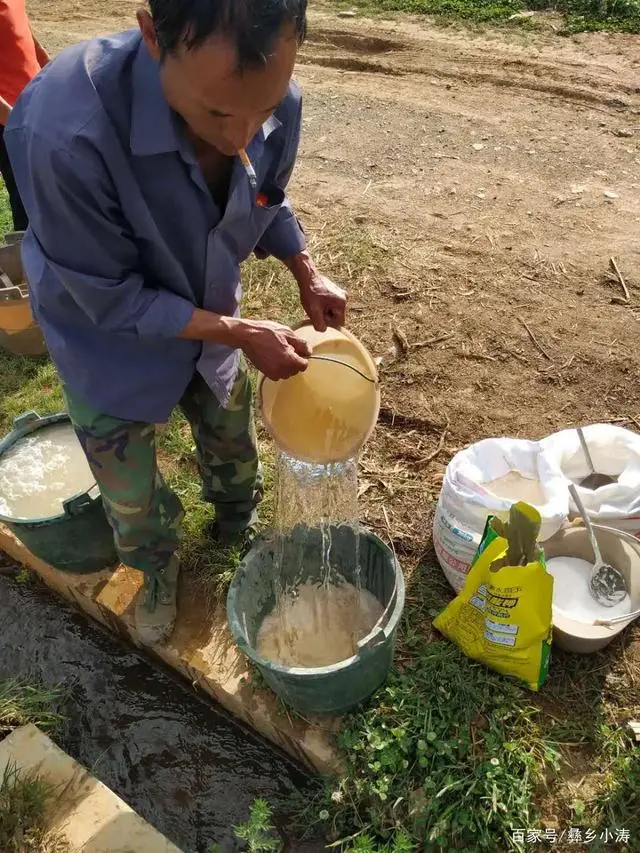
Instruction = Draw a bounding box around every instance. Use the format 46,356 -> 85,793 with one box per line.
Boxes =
27,1 -> 640,555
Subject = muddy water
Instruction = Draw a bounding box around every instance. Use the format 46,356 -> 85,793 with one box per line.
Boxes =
0,574 -> 320,853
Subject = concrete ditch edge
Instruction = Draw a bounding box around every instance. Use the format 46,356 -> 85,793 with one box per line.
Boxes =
0,723 -> 182,851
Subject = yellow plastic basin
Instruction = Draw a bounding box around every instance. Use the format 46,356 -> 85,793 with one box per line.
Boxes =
258,324 -> 380,464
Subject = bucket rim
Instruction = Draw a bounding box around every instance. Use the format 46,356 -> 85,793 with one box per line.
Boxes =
0,411 -> 100,526
548,522 -> 640,642
226,527 -> 405,678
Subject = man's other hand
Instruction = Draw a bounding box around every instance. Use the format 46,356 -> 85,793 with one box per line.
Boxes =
299,274 -> 347,332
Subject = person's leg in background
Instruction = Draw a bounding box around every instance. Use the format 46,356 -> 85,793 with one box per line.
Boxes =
0,124 -> 28,231
180,360 -> 263,545
63,385 -> 184,645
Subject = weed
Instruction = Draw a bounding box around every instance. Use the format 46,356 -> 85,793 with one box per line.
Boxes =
343,830 -> 416,853
232,798 -> 283,853
0,762 -> 69,853
0,678 -> 65,739
14,568 -> 31,585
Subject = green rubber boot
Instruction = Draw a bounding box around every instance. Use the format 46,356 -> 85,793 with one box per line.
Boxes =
135,556 -> 180,646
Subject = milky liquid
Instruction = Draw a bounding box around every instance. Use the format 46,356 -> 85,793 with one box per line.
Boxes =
483,470 -> 547,507
546,556 -> 632,623
0,423 -> 95,518
257,580 -> 383,667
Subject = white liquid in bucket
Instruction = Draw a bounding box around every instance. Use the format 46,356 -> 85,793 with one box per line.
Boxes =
483,470 -> 546,507
257,580 -> 383,667
546,556 -> 632,623
0,423 -> 95,519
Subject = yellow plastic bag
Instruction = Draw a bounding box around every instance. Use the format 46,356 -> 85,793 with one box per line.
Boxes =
433,502 -> 553,691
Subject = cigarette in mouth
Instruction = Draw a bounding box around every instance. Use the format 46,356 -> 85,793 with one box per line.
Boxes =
239,148 -> 257,189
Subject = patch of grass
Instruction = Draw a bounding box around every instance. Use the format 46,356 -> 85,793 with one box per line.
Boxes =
339,0 -> 523,23
588,725 -> 640,841
331,0 -> 640,32
0,762 -> 69,853
295,551 -> 639,851
560,0 -> 640,32
243,255 -> 303,327
301,640 -> 561,852
0,181 -> 12,235
0,679 -> 65,740
0,351 -> 63,435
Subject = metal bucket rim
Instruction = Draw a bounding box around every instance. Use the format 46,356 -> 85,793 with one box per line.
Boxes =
226,528 -> 405,677
0,411 -> 99,526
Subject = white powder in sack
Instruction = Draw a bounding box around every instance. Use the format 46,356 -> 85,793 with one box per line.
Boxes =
546,556 -> 632,623
0,424 -> 95,519
483,470 -> 546,507
257,580 -> 383,668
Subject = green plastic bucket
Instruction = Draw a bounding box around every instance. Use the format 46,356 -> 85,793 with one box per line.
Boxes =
0,412 -> 118,574
227,524 -> 405,715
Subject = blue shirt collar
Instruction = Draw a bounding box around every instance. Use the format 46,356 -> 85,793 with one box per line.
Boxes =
130,39 -> 283,157
130,39 -> 180,156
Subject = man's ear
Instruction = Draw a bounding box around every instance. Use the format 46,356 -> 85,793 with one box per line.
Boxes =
137,9 -> 161,61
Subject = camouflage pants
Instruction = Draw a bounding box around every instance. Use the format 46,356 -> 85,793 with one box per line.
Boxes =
63,364 -> 263,577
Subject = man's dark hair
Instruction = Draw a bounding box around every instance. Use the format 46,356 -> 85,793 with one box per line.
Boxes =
149,0 -> 307,67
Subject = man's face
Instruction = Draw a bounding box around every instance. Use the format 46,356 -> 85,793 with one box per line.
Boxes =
139,12 -> 298,155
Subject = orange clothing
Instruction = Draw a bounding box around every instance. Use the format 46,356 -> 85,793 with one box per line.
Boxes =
0,0 -> 40,119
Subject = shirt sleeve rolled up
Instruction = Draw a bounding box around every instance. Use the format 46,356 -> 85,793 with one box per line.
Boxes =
5,129 -> 194,338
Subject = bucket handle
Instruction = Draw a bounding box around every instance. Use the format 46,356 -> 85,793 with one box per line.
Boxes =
0,272 -> 16,291
307,355 -> 378,385
63,485 -> 100,517
593,607 -> 640,627
12,411 -> 40,430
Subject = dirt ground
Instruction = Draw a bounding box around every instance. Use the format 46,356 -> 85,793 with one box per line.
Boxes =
27,0 -> 640,621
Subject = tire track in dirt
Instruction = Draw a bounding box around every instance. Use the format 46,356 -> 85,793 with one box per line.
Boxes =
301,22 -> 640,113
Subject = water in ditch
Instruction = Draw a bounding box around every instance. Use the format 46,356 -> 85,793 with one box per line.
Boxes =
0,571 -> 321,853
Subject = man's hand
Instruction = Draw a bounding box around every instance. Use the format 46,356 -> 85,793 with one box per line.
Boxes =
236,320 -> 310,380
299,274 -> 347,333
283,250 -> 347,332
179,311 -> 309,379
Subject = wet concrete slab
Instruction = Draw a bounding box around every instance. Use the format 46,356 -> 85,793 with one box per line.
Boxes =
0,724 -> 182,852
0,524 -> 340,774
